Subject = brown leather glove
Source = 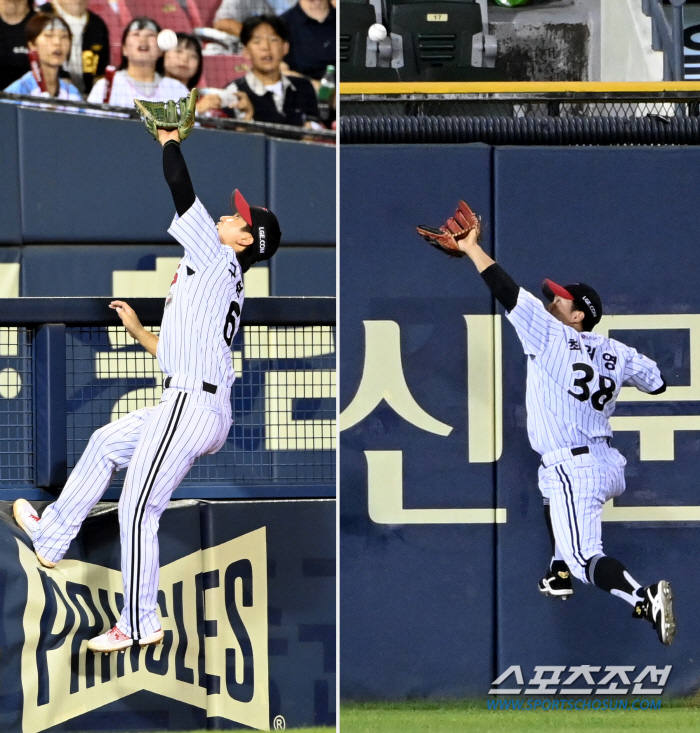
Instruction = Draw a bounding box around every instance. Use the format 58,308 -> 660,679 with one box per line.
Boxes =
416,200 -> 481,257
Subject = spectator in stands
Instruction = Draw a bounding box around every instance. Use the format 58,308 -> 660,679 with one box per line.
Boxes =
86,0 -> 131,67
163,31 -> 223,114
39,0 -> 109,95
223,15 -> 320,127
280,0 -> 334,80
213,0 -> 272,38
87,17 -> 188,106
5,13 -> 81,99
0,0 -> 36,89
163,32 -> 202,89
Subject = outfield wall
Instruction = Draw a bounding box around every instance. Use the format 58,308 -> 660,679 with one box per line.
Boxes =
340,143 -> 700,699
0,498 -> 335,732
0,103 -> 336,298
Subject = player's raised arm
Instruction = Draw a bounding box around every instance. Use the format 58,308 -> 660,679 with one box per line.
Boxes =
417,201 -> 520,312
134,97 -> 223,271
457,228 -> 520,313
159,130 -> 196,217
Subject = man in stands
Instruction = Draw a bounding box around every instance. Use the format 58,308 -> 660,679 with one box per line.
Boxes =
0,0 -> 36,89
212,0 -> 272,39
224,14 -> 320,128
280,0 -> 334,80
39,0 -> 109,95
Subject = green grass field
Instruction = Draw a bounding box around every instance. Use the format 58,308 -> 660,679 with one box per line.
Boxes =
342,699 -> 700,732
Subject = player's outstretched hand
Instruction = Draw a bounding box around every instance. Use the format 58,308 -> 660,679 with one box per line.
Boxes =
110,300 -> 145,340
456,227 -> 479,255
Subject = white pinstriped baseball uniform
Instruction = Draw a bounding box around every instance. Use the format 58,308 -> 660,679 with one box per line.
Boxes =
34,197 -> 243,639
507,289 -> 664,583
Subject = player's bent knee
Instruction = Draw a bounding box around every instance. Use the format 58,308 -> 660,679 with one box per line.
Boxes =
87,424 -> 124,462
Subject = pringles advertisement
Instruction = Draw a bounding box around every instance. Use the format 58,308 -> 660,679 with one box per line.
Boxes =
0,499 -> 335,732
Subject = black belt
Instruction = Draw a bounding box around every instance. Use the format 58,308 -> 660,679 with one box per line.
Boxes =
571,446 -> 589,456
164,376 -> 217,394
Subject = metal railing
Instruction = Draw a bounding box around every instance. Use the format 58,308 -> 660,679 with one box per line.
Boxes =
0,92 -> 336,142
643,0 -> 686,80
0,297 -> 335,500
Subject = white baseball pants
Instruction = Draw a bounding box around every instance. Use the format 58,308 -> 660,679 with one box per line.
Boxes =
538,443 -> 626,584
33,384 -> 232,639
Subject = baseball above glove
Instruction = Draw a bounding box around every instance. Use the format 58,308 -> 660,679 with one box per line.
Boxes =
416,200 -> 481,257
134,88 -> 199,141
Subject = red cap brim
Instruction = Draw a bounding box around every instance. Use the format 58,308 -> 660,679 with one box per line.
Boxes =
543,278 -> 574,301
233,189 -> 252,226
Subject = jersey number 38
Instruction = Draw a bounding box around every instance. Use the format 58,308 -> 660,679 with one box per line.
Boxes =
568,362 -> 617,411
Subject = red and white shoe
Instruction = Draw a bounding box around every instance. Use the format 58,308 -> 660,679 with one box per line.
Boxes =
87,626 -> 164,653
13,499 -> 56,568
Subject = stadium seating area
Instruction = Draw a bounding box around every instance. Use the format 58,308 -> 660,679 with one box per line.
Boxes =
82,0 -> 318,87
340,0 -> 505,82
1,0 -> 336,128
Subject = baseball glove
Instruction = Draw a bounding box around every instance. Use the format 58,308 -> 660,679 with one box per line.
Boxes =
416,200 -> 481,258
134,88 -> 199,141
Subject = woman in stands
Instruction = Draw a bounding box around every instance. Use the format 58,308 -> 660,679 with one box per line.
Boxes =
162,31 -> 222,114
5,12 -> 82,99
87,17 -> 189,106
163,32 -> 202,89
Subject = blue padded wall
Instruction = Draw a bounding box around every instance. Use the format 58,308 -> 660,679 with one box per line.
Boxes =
341,142 -> 700,700
21,245 -> 183,296
17,108 -> 266,242
0,105 -> 22,244
267,138 -> 336,245
270,246 -> 336,296
340,144 -> 496,699
493,146 -> 700,696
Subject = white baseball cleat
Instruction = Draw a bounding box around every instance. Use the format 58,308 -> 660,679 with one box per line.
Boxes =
12,499 -> 57,568
87,626 -> 165,653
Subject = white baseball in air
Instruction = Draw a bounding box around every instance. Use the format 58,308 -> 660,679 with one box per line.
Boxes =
158,29 -> 178,52
368,23 -> 387,42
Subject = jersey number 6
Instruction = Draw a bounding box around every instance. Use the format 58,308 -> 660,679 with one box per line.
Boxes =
568,362 -> 616,411
223,300 -> 240,347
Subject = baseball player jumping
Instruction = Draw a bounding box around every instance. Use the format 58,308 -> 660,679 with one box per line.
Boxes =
12,100 -> 281,652
417,203 -> 676,645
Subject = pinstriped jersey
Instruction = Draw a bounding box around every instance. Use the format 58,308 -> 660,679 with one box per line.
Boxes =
507,289 -> 664,455
158,197 -> 244,388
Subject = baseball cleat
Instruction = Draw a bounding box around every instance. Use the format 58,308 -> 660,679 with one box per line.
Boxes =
87,626 -> 164,653
633,581 -> 676,645
12,499 -> 56,569
538,563 -> 573,600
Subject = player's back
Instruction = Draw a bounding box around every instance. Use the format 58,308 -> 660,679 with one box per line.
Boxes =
507,289 -> 664,455
160,198 -> 244,390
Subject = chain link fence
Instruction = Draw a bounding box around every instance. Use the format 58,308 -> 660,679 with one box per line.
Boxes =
66,325 -> 336,487
340,91 -> 700,119
340,90 -> 700,144
0,328 -> 33,486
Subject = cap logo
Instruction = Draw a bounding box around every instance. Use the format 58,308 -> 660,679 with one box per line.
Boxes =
582,295 -> 597,317
258,226 -> 266,253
